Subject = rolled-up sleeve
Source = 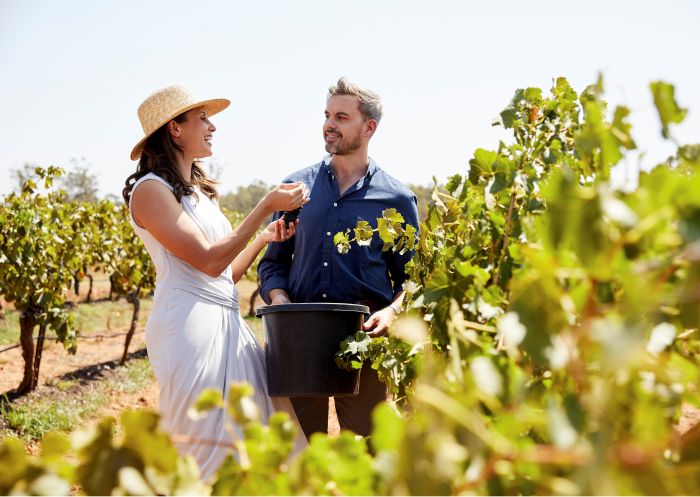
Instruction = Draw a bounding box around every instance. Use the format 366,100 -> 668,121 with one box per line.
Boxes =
385,193 -> 420,293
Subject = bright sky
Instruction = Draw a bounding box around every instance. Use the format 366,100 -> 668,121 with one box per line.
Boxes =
1,0 -> 699,199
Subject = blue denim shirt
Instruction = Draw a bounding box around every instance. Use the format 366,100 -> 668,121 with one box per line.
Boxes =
258,158 -> 419,307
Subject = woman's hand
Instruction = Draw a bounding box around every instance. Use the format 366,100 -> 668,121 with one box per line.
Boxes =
260,218 -> 297,244
262,182 -> 309,213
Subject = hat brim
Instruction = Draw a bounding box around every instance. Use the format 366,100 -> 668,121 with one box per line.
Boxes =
130,98 -> 230,161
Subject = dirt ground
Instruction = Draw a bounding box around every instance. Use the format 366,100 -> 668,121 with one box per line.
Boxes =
0,329 -> 148,398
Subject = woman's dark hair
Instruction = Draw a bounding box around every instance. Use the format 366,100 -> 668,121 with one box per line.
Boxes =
122,111 -> 219,204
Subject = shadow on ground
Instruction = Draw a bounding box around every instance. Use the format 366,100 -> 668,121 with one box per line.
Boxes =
0,348 -> 148,404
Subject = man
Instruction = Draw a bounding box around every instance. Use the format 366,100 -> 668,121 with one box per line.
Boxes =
258,77 -> 419,438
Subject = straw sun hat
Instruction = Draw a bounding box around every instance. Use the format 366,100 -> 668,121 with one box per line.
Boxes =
130,84 -> 230,160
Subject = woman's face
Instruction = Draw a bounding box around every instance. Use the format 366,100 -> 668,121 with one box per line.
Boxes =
171,107 -> 216,158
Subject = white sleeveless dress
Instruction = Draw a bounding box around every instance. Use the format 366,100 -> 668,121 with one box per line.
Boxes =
129,173 -> 306,480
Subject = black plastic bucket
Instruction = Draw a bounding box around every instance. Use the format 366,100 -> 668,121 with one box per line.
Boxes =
256,303 -> 369,397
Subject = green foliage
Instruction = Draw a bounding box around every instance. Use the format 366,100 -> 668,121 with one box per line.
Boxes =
650,80 -> 688,139
66,198 -> 122,303
174,383 -> 379,495
210,384 -> 298,495
0,383 -> 379,496
288,432 -> 375,496
0,166 -> 80,350
105,202 -> 155,300
0,434 -> 74,495
337,77 -> 700,494
220,206 -> 262,283
335,330 -> 423,402
334,207 -> 416,255
4,409 -> 209,495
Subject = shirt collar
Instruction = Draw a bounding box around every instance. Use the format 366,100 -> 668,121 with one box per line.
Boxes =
321,155 -> 378,178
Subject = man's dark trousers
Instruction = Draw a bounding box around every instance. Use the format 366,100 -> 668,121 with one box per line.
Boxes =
290,362 -> 387,438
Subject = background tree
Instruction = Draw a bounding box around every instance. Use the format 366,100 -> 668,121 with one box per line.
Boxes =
0,167 -> 80,394
70,199 -> 122,303
204,159 -> 224,181
60,158 -> 99,203
407,183 -> 436,220
218,180 -> 272,214
103,193 -> 122,205
219,207 -> 263,316
57,158 -> 101,298
10,163 -> 40,193
104,204 -> 156,365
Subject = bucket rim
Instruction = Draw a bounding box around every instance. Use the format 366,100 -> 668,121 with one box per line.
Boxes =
256,302 -> 370,317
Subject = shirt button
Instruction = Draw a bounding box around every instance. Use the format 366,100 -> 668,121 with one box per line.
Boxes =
333,202 -> 338,207
323,262 -> 328,267
326,231 -> 331,236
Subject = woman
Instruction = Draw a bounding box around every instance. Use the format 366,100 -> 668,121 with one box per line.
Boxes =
123,84 -> 308,479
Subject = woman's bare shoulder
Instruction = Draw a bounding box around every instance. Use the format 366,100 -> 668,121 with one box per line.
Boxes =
131,178 -> 180,228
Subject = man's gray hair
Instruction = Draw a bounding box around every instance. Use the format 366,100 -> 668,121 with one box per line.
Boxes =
328,77 -> 383,123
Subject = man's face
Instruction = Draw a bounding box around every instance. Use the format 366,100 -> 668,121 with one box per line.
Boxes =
323,95 -> 368,156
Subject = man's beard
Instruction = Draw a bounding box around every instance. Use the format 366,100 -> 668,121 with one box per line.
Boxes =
324,129 -> 362,155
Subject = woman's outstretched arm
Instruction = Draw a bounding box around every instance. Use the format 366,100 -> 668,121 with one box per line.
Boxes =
230,218 -> 298,283
131,180 -> 306,277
